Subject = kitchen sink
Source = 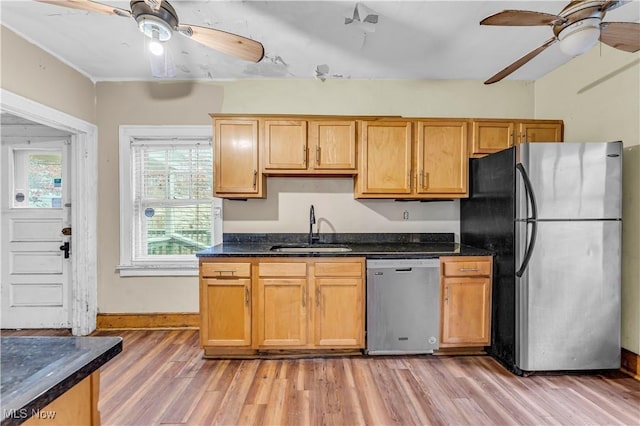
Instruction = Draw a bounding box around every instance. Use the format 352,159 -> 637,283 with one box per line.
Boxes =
270,244 -> 352,253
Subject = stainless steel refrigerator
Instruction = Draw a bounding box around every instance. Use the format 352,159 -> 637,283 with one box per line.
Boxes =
461,142 -> 622,374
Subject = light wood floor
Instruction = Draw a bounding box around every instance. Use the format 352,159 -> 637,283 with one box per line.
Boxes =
4,329 -> 640,425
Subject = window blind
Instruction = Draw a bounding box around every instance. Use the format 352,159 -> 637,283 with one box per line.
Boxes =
131,138 -> 213,258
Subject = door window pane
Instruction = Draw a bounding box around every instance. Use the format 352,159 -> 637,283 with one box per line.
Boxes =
13,150 -> 63,208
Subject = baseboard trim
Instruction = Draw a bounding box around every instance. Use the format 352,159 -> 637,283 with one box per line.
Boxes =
621,348 -> 640,380
96,313 -> 199,330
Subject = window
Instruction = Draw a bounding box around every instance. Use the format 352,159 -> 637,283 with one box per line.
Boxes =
119,126 -> 220,276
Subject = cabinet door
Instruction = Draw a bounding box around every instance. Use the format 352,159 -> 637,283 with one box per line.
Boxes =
308,120 -> 356,171
257,278 -> 307,347
519,121 -> 563,143
263,120 -> 308,170
313,277 -> 364,347
440,277 -> 491,346
201,278 -> 251,347
471,120 -> 515,155
214,119 -> 261,196
416,120 -> 468,195
357,120 -> 413,196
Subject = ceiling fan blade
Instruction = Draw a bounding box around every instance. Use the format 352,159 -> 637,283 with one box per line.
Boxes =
177,24 -> 264,63
600,22 -> 640,52
480,10 -> 564,26
485,38 -> 557,85
37,0 -> 131,17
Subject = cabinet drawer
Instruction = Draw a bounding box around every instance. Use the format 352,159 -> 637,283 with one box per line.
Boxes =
442,260 -> 491,277
314,262 -> 362,277
259,262 -> 307,277
201,262 -> 251,278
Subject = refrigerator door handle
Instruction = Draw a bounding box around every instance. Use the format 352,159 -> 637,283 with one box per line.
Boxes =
516,164 -> 538,278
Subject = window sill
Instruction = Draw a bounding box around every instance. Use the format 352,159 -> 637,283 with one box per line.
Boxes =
117,264 -> 199,277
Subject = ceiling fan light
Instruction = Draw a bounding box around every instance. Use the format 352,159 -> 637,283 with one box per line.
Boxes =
137,15 -> 172,42
558,18 -> 601,56
148,27 -> 164,56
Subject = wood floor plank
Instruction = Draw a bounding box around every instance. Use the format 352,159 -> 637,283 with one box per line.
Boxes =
6,329 -> 638,426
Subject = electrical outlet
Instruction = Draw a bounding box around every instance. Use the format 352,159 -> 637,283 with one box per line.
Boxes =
403,210 -> 409,220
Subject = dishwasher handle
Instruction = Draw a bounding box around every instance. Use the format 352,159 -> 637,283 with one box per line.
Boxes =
395,268 -> 413,272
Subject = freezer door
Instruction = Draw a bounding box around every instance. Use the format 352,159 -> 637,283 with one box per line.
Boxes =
516,220 -> 621,371
518,142 -> 622,220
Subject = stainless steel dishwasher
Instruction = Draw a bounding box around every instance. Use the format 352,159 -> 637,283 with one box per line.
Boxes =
366,258 -> 440,355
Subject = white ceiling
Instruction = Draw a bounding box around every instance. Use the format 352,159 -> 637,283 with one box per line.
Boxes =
1,1 -> 639,82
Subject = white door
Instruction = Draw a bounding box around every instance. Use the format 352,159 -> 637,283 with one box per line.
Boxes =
1,138 -> 72,328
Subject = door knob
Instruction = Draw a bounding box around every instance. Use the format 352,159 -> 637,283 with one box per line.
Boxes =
59,242 -> 70,259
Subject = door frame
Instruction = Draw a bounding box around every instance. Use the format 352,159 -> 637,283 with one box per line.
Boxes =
1,88 -> 98,335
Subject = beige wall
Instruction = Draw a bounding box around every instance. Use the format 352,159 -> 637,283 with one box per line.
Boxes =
535,46 -> 640,354
0,25 -> 96,123
95,79 -> 534,313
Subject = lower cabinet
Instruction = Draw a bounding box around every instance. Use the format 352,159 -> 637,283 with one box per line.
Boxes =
200,257 -> 365,357
439,256 -> 492,348
257,261 -> 308,347
200,261 -> 253,353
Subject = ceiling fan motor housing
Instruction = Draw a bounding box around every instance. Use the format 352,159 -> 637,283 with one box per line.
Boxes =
131,0 -> 179,40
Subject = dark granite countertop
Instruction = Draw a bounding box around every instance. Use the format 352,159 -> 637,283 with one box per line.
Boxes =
1,336 -> 122,426
197,233 -> 491,259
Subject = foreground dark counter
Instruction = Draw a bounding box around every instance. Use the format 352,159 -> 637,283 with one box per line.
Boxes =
197,232 -> 491,259
1,336 -> 122,425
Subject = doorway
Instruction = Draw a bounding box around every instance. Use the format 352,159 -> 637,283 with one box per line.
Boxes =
1,132 -> 72,328
0,89 -> 98,335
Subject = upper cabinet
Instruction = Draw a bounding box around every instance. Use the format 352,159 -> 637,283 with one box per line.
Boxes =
263,119 -> 308,171
356,120 -> 413,196
211,114 -> 563,199
262,118 -> 357,174
309,120 -> 357,171
519,120 -> 564,144
415,120 -> 468,196
470,119 -> 563,157
355,119 -> 468,199
213,118 -> 263,198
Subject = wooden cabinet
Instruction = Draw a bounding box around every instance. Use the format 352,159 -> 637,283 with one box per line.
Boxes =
519,120 -> 563,144
415,120 -> 468,196
470,119 -> 563,157
213,118 -> 263,198
356,120 -> 413,196
312,261 -> 364,347
263,118 -> 357,174
263,119 -> 308,170
257,262 -> 308,347
200,260 -> 252,351
470,120 -> 516,156
210,114 -> 563,199
199,257 -> 365,356
23,372 -> 100,426
356,119 -> 468,198
439,256 -> 492,348
309,120 -> 357,171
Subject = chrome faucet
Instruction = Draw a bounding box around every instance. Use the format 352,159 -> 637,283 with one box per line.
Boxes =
309,205 -> 320,245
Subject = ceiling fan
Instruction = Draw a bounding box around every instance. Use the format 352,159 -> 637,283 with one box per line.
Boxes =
480,0 -> 640,84
37,0 -> 265,77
